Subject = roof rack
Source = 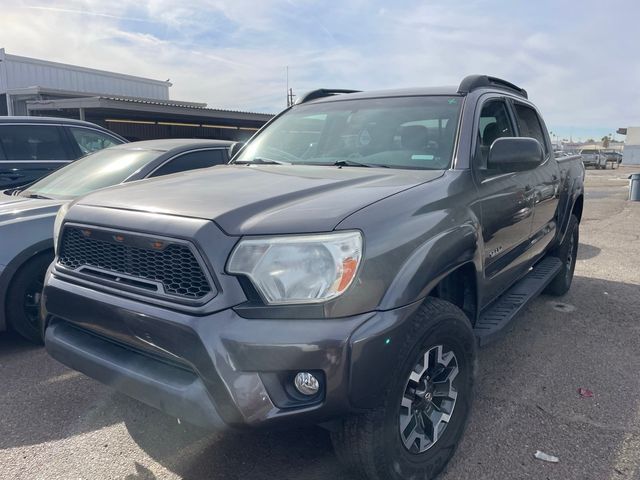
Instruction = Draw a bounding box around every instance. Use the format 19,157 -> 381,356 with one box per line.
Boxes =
295,89 -> 361,105
457,75 -> 528,99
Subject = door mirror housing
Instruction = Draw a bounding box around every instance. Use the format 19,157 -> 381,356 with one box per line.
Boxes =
229,142 -> 245,161
487,137 -> 544,172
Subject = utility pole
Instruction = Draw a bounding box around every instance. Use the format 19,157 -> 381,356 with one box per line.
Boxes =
286,66 -> 295,107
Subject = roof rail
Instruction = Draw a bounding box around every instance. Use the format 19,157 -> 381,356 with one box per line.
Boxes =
295,89 -> 361,105
458,75 -> 528,99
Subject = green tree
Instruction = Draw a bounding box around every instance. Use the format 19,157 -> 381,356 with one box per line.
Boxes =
602,136 -> 610,148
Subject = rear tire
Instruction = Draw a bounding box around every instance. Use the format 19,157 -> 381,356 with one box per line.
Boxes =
6,253 -> 53,344
331,298 -> 476,480
544,214 -> 579,296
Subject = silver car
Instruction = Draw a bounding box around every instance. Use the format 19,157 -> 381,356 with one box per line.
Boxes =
0,139 -> 232,342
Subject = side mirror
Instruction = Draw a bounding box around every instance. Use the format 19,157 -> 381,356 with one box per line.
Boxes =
229,142 -> 245,161
488,137 -> 544,172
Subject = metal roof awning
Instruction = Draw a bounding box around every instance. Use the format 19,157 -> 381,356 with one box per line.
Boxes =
25,95 -> 274,123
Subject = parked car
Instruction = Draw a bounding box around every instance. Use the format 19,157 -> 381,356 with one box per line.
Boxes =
579,148 -> 607,169
0,139 -> 232,342
0,116 -> 127,190
603,150 -> 623,167
43,75 -> 584,480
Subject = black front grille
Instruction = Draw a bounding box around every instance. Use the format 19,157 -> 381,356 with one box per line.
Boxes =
58,226 -> 212,300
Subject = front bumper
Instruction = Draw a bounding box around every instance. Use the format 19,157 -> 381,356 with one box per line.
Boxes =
43,271 -> 421,430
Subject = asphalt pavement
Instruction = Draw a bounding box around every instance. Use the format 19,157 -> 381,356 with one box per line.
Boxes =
1,165 -> 639,480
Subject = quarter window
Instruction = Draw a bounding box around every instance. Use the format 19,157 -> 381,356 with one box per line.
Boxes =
513,104 -> 548,154
68,127 -> 121,155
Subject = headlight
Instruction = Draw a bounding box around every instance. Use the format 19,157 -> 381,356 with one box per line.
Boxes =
227,231 -> 363,305
52,202 -> 70,254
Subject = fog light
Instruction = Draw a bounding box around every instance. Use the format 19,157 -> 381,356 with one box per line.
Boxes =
294,372 -> 320,396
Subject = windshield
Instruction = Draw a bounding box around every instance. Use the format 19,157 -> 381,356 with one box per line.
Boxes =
580,149 -> 597,154
235,96 -> 462,170
21,148 -> 161,199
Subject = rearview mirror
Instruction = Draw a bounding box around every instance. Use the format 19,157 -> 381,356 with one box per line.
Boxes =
229,142 -> 245,160
488,137 -> 544,172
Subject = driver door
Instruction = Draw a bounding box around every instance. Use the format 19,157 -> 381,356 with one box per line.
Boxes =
473,97 -> 536,307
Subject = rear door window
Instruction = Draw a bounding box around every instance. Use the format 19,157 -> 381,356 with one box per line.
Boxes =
513,104 -> 548,154
150,149 -> 227,177
0,125 -> 72,160
68,127 -> 122,155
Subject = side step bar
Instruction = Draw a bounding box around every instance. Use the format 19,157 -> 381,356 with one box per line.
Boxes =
474,257 -> 563,347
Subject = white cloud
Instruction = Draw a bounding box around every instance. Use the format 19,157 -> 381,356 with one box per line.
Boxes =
1,0 -> 638,137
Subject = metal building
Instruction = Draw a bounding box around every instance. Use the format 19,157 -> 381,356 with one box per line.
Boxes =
617,127 -> 640,165
0,49 -> 272,141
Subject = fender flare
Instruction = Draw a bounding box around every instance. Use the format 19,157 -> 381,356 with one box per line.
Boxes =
557,187 -> 584,247
0,239 -> 54,331
378,222 -> 482,312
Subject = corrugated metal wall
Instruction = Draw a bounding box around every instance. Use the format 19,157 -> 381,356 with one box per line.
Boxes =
0,49 -> 169,100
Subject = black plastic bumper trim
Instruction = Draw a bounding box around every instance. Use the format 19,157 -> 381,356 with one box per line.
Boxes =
45,320 -> 228,430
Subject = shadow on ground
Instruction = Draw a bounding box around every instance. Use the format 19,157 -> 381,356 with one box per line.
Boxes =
122,408 -> 347,480
577,242 -> 601,260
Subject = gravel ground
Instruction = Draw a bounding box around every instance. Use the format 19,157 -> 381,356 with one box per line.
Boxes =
1,165 -> 639,480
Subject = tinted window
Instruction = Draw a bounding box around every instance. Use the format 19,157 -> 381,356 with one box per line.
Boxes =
514,104 -> 548,154
69,127 -> 121,155
0,125 -> 70,160
151,149 -> 227,177
235,96 -> 463,170
477,100 -> 514,168
22,148 -> 160,199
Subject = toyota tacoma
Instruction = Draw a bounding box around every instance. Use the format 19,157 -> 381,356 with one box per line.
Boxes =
42,75 -> 585,480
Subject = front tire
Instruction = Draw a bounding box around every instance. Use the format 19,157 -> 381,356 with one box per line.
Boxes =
6,253 -> 53,344
544,214 -> 579,296
331,298 -> 476,480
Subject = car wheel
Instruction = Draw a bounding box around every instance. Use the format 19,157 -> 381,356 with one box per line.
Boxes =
544,214 -> 579,296
331,298 -> 476,480
6,253 -> 53,344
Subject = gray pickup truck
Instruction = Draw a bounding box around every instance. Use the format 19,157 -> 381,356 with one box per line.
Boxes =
580,147 -> 607,169
42,75 -> 584,480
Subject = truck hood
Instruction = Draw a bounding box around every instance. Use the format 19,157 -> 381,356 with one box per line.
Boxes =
75,165 -> 444,235
0,193 -> 64,227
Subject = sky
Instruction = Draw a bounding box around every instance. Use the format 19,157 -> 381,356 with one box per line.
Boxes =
0,0 -> 638,141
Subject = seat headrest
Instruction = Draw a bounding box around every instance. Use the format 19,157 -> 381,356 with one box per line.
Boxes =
482,122 -> 500,147
400,125 -> 428,150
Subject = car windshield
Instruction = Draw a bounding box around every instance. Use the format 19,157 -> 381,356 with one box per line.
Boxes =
235,96 -> 463,170
21,148 -> 161,199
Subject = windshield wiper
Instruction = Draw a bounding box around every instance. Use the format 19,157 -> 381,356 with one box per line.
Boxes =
333,159 -> 389,168
24,193 -> 52,200
236,157 -> 291,165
